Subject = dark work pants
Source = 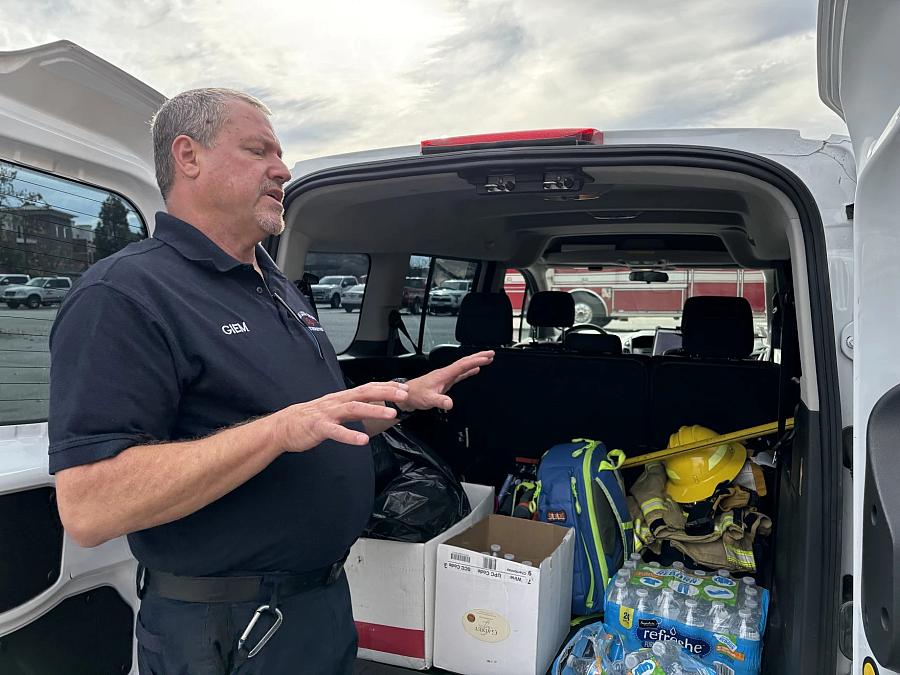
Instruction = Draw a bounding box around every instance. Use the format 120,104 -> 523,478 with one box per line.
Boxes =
135,573 -> 357,675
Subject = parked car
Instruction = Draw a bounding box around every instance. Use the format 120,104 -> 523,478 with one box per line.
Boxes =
428,279 -> 471,315
402,276 -> 427,314
0,273 -> 30,287
310,275 -> 358,308
1,276 -> 71,309
341,283 -> 365,313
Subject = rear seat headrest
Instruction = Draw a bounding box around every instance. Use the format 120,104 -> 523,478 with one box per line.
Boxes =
681,296 -> 754,358
563,331 -> 622,355
527,291 -> 575,328
455,293 -> 513,346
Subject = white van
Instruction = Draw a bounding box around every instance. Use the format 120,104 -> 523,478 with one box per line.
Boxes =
0,1 -> 895,672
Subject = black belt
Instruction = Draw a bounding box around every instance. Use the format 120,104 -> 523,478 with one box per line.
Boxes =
136,558 -> 346,604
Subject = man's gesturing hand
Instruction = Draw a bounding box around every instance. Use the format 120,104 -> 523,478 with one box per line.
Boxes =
403,350 -> 494,412
274,381 -> 411,450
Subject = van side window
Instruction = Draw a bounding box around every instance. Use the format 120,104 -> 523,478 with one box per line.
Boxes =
0,160 -> 146,425
301,252 -> 370,354
415,257 -> 480,354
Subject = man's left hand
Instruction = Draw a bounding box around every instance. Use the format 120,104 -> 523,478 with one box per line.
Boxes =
403,350 -> 495,412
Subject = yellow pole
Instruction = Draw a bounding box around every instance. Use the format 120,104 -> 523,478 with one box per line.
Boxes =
621,418 -> 795,468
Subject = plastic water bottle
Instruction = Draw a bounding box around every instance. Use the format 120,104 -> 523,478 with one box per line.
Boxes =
743,598 -> 761,630
635,588 -> 653,614
624,652 -> 642,670
652,641 -> 690,674
624,649 -> 659,671
742,586 -> 759,605
737,608 -> 760,640
717,568 -> 732,578
683,598 -> 705,629
648,561 -> 662,569
623,559 -> 638,573
672,561 -> 685,571
708,600 -> 735,632
655,588 -> 681,621
490,543 -> 502,557
630,552 -> 643,563
522,560 -> 533,567
503,553 -> 515,561
610,577 -> 632,607
740,576 -> 757,597
651,640 -> 680,669
693,569 -> 708,578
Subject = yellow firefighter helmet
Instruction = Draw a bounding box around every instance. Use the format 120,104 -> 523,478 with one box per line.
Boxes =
664,425 -> 747,503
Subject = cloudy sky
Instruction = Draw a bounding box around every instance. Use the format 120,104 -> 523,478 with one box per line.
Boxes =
0,0 -> 846,166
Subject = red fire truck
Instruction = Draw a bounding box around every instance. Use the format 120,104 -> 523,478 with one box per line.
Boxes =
504,267 -> 766,326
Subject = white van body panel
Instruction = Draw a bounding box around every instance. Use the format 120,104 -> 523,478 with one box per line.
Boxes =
0,40 -> 164,223
819,0 -> 900,672
0,40 -> 164,669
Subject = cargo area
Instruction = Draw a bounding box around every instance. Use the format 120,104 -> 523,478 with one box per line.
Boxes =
279,142 -> 844,674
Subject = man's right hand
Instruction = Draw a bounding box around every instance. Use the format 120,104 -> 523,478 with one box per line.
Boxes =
274,381 -> 410,451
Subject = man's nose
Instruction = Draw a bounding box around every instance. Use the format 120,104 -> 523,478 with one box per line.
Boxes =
270,156 -> 291,185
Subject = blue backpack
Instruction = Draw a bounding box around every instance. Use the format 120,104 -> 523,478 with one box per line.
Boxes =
535,439 -> 633,616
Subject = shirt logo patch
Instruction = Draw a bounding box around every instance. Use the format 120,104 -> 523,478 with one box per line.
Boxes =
297,310 -> 325,332
222,321 -> 250,335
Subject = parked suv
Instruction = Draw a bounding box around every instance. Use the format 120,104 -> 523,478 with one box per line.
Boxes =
310,275 -> 358,308
2,276 -> 72,309
0,274 -> 29,286
428,279 -> 471,315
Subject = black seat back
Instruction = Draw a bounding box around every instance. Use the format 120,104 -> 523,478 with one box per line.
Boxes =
563,331 -> 623,355
523,291 -> 574,350
428,290 -> 651,484
429,292 -> 514,369
649,296 -> 791,447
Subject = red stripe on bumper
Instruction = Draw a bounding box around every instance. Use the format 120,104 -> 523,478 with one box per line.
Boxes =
355,621 -> 426,659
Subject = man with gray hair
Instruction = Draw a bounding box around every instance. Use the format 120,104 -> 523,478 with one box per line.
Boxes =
47,88 -> 493,673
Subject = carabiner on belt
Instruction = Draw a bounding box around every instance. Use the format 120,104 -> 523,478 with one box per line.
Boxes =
237,604 -> 283,659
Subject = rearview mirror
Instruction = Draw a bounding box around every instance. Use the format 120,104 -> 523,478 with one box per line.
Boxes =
629,270 -> 669,283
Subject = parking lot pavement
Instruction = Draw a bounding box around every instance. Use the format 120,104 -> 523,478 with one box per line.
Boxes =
0,306 -> 56,352
0,306 -> 56,420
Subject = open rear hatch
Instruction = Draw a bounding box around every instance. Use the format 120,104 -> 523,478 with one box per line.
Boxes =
279,136 -> 842,674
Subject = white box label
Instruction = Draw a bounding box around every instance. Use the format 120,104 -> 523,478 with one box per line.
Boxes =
443,550 -> 539,586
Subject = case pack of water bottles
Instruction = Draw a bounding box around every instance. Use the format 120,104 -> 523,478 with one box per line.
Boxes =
603,557 -> 768,675
553,621 -> 716,674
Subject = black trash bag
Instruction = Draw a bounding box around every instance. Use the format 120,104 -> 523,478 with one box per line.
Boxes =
364,425 -> 471,543
370,432 -> 403,496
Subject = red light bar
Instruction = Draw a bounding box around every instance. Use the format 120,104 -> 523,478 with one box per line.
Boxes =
421,128 -> 603,154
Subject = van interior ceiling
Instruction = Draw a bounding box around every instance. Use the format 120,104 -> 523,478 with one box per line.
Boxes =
278,152 -> 839,674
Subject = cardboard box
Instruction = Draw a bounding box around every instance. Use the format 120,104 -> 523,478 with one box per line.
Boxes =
347,483 -> 494,670
432,514 -> 575,675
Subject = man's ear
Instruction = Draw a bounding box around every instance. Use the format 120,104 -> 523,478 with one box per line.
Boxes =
171,135 -> 201,180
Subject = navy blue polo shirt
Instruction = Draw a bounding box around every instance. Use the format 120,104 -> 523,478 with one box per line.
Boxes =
48,212 -> 374,576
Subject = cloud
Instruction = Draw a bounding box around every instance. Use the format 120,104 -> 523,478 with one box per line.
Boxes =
0,0 -> 846,166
